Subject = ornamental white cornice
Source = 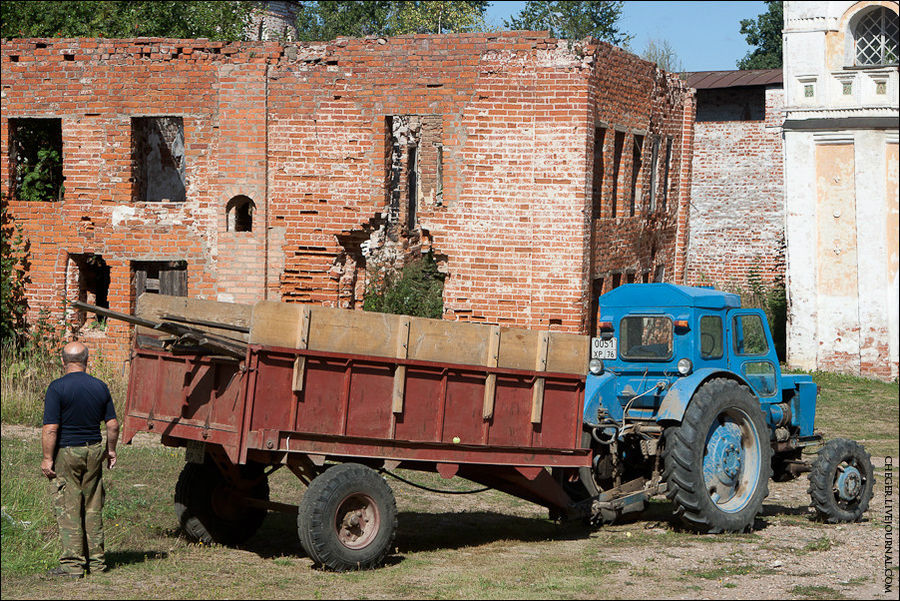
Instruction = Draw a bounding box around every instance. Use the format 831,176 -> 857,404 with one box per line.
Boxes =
783,16 -> 840,33
783,106 -> 900,120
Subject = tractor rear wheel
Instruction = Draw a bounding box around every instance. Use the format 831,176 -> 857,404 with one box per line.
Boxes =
298,463 -> 397,571
808,438 -> 874,523
663,378 -> 772,533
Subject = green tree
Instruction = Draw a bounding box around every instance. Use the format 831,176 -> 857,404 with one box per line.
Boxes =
737,1 -> 783,69
364,253 -> 445,319
1,204 -> 31,345
293,1 -> 489,40
504,1 -> 630,45
641,38 -> 683,73
390,1 -> 489,35
0,1 -> 255,40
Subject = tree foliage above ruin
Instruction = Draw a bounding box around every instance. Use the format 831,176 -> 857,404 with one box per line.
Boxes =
0,1 -> 255,40
292,1 -> 489,39
737,1 -> 783,69
503,1 -> 630,45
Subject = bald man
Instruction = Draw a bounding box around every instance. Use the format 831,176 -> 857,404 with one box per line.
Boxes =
42,341 -> 119,579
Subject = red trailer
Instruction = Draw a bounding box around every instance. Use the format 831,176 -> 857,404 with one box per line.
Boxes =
116,295 -> 594,571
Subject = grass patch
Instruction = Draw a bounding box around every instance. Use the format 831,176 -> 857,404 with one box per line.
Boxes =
790,584 -> 846,599
804,370 -> 899,458
0,344 -> 127,426
799,536 -> 832,554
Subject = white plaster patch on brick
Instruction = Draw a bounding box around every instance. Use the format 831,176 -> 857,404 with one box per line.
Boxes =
216,293 -> 235,303
111,205 -> 137,227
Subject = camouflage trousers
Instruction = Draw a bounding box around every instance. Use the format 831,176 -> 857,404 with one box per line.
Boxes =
50,442 -> 106,576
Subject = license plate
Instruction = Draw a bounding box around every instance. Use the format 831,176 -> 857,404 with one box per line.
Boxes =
591,337 -> 617,360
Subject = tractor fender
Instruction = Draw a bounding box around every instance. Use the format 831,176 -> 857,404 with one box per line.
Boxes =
656,368 -> 756,425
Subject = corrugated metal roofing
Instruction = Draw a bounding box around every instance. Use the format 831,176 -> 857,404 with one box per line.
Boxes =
684,69 -> 783,90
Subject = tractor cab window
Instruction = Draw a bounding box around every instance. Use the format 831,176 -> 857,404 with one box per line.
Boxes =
732,314 -> 769,356
699,315 -> 723,359
621,316 -> 673,361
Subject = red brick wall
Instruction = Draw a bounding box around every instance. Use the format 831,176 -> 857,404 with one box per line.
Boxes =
685,85 -> 784,289
1,34 -> 693,363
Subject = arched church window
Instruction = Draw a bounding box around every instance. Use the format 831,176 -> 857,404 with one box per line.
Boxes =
854,7 -> 899,66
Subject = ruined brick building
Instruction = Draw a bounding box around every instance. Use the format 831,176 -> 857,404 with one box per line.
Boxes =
1,32 -> 693,364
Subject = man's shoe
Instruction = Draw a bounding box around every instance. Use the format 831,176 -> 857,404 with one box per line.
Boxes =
46,566 -> 83,579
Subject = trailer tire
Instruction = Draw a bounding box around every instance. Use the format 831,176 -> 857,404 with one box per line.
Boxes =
174,461 -> 269,545
298,463 -> 397,571
808,438 -> 874,523
663,378 -> 772,533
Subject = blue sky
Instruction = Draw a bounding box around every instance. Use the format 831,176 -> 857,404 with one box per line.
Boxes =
485,1 -> 770,72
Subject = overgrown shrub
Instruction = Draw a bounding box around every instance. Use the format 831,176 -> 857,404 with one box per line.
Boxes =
725,267 -> 787,361
1,203 -> 30,345
363,252 -> 445,319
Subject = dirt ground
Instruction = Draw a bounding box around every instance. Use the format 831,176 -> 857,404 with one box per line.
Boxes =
3,423 -> 896,599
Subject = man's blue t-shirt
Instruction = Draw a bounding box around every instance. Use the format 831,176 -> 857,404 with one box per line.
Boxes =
43,372 -> 117,448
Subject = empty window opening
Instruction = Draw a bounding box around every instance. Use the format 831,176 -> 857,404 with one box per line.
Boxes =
589,277 -> 604,335
407,144 -> 418,230
648,137 -> 660,212
132,260 -> 187,301
610,131 -> 625,219
661,138 -> 672,212
696,87 -> 765,122
630,135 -> 644,216
388,115 -> 443,229
9,118 -> 63,202
653,264 -> 666,283
611,272 -> 622,290
68,253 -> 110,330
226,195 -> 255,232
592,127 -> 606,219
854,7 -> 899,66
131,116 -> 186,202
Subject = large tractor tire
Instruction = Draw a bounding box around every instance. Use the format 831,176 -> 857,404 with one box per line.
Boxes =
174,460 -> 269,545
298,463 -> 397,571
808,438 -> 874,523
663,378 -> 772,533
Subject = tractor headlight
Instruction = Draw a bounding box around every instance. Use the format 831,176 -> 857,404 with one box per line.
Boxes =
677,358 -> 693,376
589,358 -> 604,375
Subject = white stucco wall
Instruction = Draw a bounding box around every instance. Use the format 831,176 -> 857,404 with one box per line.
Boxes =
783,1 -> 899,379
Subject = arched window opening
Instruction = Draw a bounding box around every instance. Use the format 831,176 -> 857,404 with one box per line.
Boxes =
854,7 -> 899,66
226,195 -> 255,232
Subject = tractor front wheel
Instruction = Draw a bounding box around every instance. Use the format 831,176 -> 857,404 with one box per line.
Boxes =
808,438 -> 874,523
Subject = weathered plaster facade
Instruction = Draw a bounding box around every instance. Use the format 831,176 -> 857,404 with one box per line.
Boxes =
783,1 -> 899,380
0,33 -> 693,364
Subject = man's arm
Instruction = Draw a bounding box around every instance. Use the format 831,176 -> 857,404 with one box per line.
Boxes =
105,418 -> 119,469
41,424 -> 59,479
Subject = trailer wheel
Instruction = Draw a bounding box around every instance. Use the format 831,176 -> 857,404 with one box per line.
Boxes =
808,438 -> 874,523
663,378 -> 772,533
174,461 -> 269,545
298,463 -> 397,571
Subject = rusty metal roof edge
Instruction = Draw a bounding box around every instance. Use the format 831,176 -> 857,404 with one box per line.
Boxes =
683,69 -> 783,90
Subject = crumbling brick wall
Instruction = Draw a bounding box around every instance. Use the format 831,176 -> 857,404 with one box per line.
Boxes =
1,33 -> 693,364
685,85 -> 785,290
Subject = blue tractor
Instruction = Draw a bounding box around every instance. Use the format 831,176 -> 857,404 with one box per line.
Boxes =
573,283 -> 874,532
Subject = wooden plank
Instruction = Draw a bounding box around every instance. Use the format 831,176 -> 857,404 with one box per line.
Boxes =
391,317 -> 411,413
531,331 -> 550,424
136,293 -> 252,341
292,306 -> 311,392
408,319 -> 489,365
482,326 -> 501,419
